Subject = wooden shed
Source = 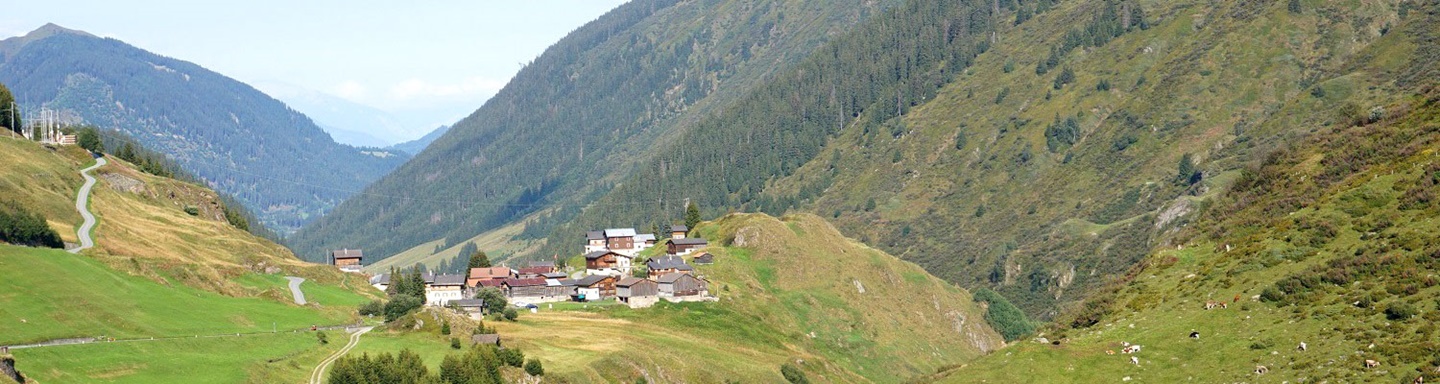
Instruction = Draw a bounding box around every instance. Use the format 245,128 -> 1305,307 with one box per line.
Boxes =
657,273 -> 707,297
616,277 -> 658,301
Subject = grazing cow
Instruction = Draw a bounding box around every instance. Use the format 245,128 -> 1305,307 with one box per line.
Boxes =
1121,345 -> 1143,354
1189,331 -> 1200,339
1204,300 -> 1229,310
1233,294 -> 1241,303
1365,359 -> 1381,368
1412,375 -> 1422,384
1254,365 -> 1269,374
1297,342 -> 1307,351
1130,356 -> 1139,365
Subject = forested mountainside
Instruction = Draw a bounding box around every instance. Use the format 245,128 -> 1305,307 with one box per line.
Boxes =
289,0 -> 903,262
0,24 -> 408,233
545,0 -> 1429,321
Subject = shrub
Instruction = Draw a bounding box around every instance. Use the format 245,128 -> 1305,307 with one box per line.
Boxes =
358,300 -> 384,316
973,288 -> 1035,341
441,321 -> 451,335
503,307 -> 519,321
450,338 -> 462,349
498,347 -> 525,368
183,205 -> 199,216
383,294 -> 423,322
1385,302 -> 1418,320
316,331 -> 329,345
1249,340 -> 1271,350
0,200 -> 64,248
524,359 -> 544,376
780,363 -> 809,384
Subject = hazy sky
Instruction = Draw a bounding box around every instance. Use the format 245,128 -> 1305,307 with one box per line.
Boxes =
0,1 -> 627,132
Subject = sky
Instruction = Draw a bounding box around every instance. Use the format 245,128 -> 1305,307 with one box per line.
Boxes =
0,1 -> 628,141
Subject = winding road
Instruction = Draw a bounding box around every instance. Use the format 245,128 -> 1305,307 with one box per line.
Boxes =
285,276 -> 309,305
309,326 -> 373,384
70,156 -> 106,254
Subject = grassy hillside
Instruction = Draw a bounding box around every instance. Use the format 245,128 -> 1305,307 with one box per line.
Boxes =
931,71 -> 1440,382
13,331 -> 343,383
746,0 -> 1425,319
488,213 -> 1002,383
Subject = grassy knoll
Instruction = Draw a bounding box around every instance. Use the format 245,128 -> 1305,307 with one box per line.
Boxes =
0,245 -> 355,344
484,213 -> 1002,383
11,329 -> 341,383
366,217 -> 543,273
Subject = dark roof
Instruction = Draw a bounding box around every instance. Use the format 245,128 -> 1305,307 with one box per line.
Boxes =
432,274 -> 466,286
574,274 -> 612,287
616,277 -> 653,287
517,266 -> 552,275
502,277 -> 547,287
370,274 -> 390,284
555,278 -> 579,286
671,238 -> 708,246
693,252 -> 715,264
586,231 -> 604,240
477,279 -> 503,287
541,272 -> 568,279
670,225 -> 689,232
657,272 -> 698,284
332,249 -> 363,259
584,250 -> 615,260
422,272 -> 435,284
646,256 -> 693,271
604,228 -> 637,238
450,299 -> 484,307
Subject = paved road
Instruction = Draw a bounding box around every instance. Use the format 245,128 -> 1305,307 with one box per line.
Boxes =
69,156 -> 106,254
309,326 -> 373,384
285,276 -> 308,305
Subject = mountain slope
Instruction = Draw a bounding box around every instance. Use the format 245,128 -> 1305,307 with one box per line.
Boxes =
493,213 -> 1002,383
387,124 -> 449,155
0,24 -> 408,233
936,78 -> 1440,383
289,0 -> 903,263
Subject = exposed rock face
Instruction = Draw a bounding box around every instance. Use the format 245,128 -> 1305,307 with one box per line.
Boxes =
101,172 -> 145,194
1,353 -> 26,383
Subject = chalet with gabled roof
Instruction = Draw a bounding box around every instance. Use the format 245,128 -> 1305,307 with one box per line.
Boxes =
501,277 -> 548,299
657,273 -> 707,298
669,225 -> 689,239
668,237 -> 708,256
467,267 -> 514,288
584,250 -> 632,276
331,249 -> 364,272
616,277 -> 659,307
426,274 -> 467,306
645,256 -> 694,278
574,274 -> 616,300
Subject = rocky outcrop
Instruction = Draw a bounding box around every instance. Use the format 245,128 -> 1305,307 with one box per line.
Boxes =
1,350 -> 26,383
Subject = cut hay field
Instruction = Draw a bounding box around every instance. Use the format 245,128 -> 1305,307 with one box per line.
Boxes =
11,330 -> 342,383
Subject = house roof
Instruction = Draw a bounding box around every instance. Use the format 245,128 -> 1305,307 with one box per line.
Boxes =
584,250 -> 615,260
646,256 -> 693,271
422,272 -> 436,284
604,228 -> 637,238
518,266 -> 550,276
670,225 -> 689,232
574,274 -> 613,287
541,272 -> 568,279
450,299 -> 484,308
332,249 -> 363,259
586,231 -> 604,240
657,272 -> 698,284
477,279 -> 503,288
693,252 -> 715,264
635,234 -> 657,242
616,277 -> 654,287
502,277 -> 547,287
555,278 -> 579,286
671,238 -> 709,246
432,274 -> 466,286
468,267 -> 513,279
370,274 -> 389,284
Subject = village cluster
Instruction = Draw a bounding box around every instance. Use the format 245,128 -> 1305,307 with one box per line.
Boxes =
334,225 -> 716,317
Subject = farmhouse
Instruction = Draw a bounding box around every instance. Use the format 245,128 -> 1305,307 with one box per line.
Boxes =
604,228 -> 637,254
616,277 -> 659,308
331,249 -> 364,273
574,274 -> 616,300
668,238 -> 708,256
634,233 -> 657,249
657,273 -> 707,298
467,267 -> 514,287
425,274 -> 467,306
670,225 -> 689,239
502,277 -> 549,300
584,250 -> 632,276
546,278 -> 577,298
450,298 -> 485,319
584,231 -> 607,253
645,256 -> 694,278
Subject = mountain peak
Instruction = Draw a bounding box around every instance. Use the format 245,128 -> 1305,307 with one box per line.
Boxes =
26,23 -> 95,39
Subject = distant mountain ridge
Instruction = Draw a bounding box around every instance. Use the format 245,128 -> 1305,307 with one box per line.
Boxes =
0,24 -> 408,233
387,124 -> 449,155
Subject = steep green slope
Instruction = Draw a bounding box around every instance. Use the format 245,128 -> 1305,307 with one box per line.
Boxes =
493,213 -> 1002,383
557,0 -> 1423,320
934,82 -> 1440,383
290,0 -> 902,263
0,24 -> 408,233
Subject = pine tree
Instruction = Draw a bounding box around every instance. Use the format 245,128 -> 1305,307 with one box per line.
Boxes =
684,201 -> 702,230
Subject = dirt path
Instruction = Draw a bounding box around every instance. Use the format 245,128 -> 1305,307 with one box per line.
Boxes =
309,326 -> 373,384
69,155 -> 106,254
286,276 -> 308,305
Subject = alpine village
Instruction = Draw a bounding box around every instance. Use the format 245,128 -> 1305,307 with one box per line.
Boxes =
2,0 -> 1439,383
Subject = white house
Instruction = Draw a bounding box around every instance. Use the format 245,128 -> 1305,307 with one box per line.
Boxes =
425,274 -> 467,306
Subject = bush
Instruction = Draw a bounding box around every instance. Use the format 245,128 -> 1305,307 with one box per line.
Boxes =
358,300 -> 384,316
973,288 -> 1035,341
450,338 -> 462,349
498,347 -> 525,368
183,205 -> 199,216
383,294 -> 423,322
780,363 -> 809,384
316,331 -> 329,345
524,359 -> 544,376
441,321 -> 451,335
503,307 -> 519,321
1386,302 -> 1418,320
0,200 -> 65,248
77,126 -> 103,153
